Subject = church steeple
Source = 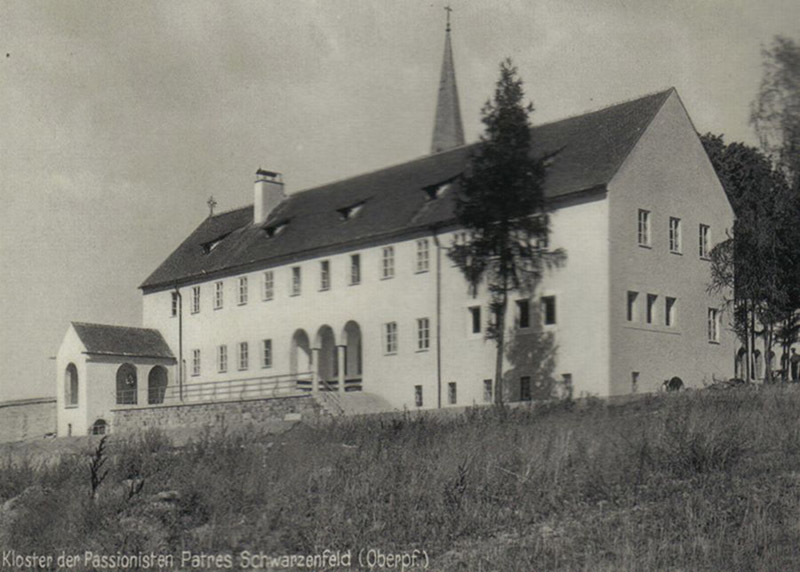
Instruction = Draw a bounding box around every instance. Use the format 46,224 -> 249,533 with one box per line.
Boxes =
431,6 -> 465,154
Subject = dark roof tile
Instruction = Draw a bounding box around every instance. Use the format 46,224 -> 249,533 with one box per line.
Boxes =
141,89 -> 673,290
72,322 -> 175,360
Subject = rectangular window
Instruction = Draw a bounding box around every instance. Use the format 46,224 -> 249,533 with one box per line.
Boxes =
214,281 -> 223,309
448,382 -> 457,405
350,254 -> 361,285
384,322 -> 398,354
631,372 -> 639,393
542,296 -> 557,326
263,271 -> 274,300
469,306 -> 481,334
239,342 -> 249,370
320,260 -> 330,291
417,318 -> 430,351
262,339 -> 272,369
638,209 -> 651,247
516,299 -> 530,329
171,292 -> 178,317
414,385 -> 423,407
238,276 -> 248,305
416,239 -> 430,273
382,246 -> 395,279
646,294 -> 657,324
699,224 -> 711,258
217,345 -> 227,373
483,379 -> 493,403
191,286 -> 201,314
291,266 -> 301,296
627,291 -> 638,322
665,297 -> 676,327
192,349 -> 201,376
520,376 -> 532,401
708,308 -> 719,343
669,217 -> 682,253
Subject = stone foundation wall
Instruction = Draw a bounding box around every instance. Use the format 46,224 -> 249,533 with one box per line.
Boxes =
112,394 -> 321,434
0,398 -> 57,443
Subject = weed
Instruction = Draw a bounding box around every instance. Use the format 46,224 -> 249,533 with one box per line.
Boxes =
88,435 -> 109,499
4,387 -> 800,570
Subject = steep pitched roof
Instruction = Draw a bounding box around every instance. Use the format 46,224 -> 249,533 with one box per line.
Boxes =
141,88 -> 673,291
72,322 -> 175,360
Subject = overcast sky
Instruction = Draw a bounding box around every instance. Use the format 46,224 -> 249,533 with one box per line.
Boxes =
1,0 -> 799,401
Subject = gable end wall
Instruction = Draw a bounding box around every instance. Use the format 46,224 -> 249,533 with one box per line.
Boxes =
607,92 -> 735,394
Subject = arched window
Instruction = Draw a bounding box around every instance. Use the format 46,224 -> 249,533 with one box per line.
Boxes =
65,363 -> 78,407
91,419 -> 107,435
148,366 -> 168,404
116,363 -> 138,405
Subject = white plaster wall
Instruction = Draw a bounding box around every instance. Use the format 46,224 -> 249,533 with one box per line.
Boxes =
608,91 -> 735,395
143,234 -> 439,410
55,326 -> 88,436
437,193 -> 610,403
142,192 -> 610,408
83,358 -> 175,433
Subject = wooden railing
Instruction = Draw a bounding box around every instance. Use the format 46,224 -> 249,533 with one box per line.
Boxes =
115,371 -> 313,407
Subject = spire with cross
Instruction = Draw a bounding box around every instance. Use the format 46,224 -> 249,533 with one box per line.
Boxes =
431,5 -> 465,154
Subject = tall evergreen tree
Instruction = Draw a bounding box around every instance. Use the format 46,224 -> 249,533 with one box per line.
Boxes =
449,59 -> 564,404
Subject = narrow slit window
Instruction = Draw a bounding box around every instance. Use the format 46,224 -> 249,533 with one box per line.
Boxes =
665,297 -> 676,327
627,291 -> 638,322
646,294 -> 657,324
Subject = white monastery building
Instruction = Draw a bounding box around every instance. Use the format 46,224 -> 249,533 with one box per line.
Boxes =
55,21 -> 735,436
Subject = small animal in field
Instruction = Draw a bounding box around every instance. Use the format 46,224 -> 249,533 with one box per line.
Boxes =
663,376 -> 683,392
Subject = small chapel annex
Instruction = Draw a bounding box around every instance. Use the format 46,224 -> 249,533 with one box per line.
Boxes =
55,18 -> 735,437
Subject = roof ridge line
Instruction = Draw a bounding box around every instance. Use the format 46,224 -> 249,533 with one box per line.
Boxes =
72,321 -> 153,331
290,89 -> 676,199
534,87 -> 675,129
287,144 -> 473,199
602,88 -> 675,185
205,204 -> 252,220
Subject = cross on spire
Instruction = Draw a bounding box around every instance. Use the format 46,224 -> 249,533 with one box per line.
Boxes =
431,5 -> 465,154
207,195 -> 217,217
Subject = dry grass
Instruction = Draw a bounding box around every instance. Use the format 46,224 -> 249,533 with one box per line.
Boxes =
4,387 -> 800,570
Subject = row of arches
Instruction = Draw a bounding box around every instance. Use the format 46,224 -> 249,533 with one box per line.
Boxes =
115,364 -> 169,405
63,363 -> 170,409
290,321 -> 363,390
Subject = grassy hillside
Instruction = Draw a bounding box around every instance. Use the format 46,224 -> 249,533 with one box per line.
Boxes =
3,388 -> 800,571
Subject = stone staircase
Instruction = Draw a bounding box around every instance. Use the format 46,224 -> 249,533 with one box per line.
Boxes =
313,391 -> 395,417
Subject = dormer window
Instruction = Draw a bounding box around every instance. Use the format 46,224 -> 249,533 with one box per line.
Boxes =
201,232 -> 231,254
337,201 -> 365,221
264,219 -> 289,238
423,181 -> 453,201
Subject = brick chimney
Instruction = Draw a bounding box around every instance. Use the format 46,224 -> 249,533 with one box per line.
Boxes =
254,169 -> 285,225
